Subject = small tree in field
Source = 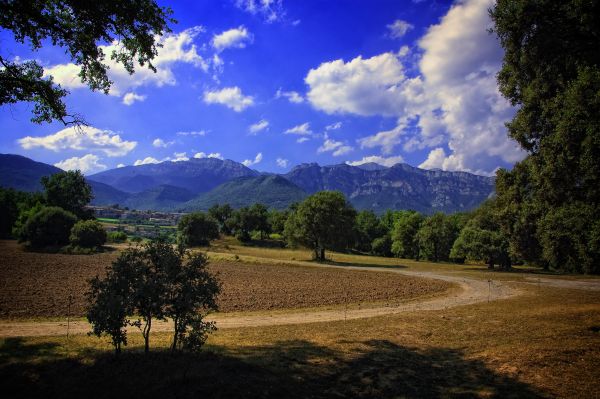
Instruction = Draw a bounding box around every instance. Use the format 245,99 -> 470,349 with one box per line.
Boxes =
18,206 -> 77,248
70,220 -> 107,248
86,239 -> 221,354
177,212 -> 220,247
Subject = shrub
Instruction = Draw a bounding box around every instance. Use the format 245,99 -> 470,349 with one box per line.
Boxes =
371,235 -> 392,257
107,231 -> 128,243
19,206 -> 77,248
70,220 -> 107,248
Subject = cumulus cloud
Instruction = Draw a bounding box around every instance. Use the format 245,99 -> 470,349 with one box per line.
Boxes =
122,92 -> 147,105
134,157 -> 161,166
387,19 -> 414,38
305,52 -> 422,116
347,155 -> 404,167
194,152 -> 223,159
171,152 -> 189,162
304,0 -> 525,175
275,88 -> 304,103
297,137 -> 309,143
203,86 -> 254,111
117,163 -> 125,168
235,0 -> 286,23
44,27 -> 207,102
242,152 -> 263,167
18,126 -> 137,157
249,119 -> 269,134
152,138 -> 174,148
284,122 -> 312,135
276,158 -> 289,168
212,26 -> 253,52
415,0 -> 525,174
54,154 -> 107,174
318,135 -> 353,157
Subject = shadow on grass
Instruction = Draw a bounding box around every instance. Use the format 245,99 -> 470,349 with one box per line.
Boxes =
0,338 -> 544,398
313,259 -> 407,270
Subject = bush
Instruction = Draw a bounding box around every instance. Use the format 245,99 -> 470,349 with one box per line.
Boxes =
107,231 -> 128,243
70,220 -> 107,248
19,206 -> 77,248
177,212 -> 220,247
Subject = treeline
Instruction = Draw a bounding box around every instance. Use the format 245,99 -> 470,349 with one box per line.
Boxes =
0,171 -> 107,251
178,191 -> 513,270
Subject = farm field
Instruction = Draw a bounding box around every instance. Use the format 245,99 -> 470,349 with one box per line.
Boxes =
0,239 -> 599,398
0,240 -> 450,318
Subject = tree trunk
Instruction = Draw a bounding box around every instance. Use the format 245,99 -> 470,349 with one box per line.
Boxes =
143,317 -> 152,353
171,317 -> 179,353
320,248 -> 325,261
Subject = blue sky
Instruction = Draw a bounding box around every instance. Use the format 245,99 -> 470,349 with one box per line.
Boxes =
0,0 -> 524,176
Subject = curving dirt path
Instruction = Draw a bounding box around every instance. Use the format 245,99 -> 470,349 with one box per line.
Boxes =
0,267 -> 522,338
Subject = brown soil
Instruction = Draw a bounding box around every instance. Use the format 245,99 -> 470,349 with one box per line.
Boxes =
0,240 -> 449,318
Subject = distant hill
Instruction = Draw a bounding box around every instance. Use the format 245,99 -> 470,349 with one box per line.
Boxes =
1,154 -> 495,214
284,162 -> 494,214
124,185 -> 196,211
0,153 -> 62,192
88,158 -> 258,194
182,175 -> 307,211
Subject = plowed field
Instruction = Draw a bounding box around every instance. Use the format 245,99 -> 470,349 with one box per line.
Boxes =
0,240 -> 450,318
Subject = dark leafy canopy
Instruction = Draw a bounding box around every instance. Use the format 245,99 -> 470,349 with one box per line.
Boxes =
354,210 -> 384,253
18,206 -> 77,248
87,240 -> 220,355
416,213 -> 461,262
41,171 -> 93,220
391,211 -> 424,260
0,0 -> 174,125
284,191 -> 356,261
177,212 -> 220,247
491,0 -> 600,273
70,219 -> 107,248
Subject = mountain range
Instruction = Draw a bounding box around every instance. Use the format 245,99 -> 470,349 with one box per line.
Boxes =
0,153 -> 495,214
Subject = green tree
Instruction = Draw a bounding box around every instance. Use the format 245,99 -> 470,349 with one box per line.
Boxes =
18,206 -> 77,248
165,251 -> 220,352
70,219 -> 107,248
416,213 -> 458,262
177,212 -> 220,247
208,204 -> 233,235
354,210 -> 384,252
248,203 -> 271,239
41,171 -> 93,219
268,209 -> 288,235
284,191 -> 356,261
491,0 -> 600,273
371,235 -> 392,257
391,211 -> 424,259
0,187 -> 26,238
0,0 -> 174,125
87,250 -> 137,355
450,201 -> 511,270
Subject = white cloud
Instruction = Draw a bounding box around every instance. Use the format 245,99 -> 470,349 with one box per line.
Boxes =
44,27 -> 207,101
212,26 -> 253,52
358,118 -> 409,155
305,52 -> 421,117
117,163 -> 125,168
276,158 -> 289,168
276,88 -> 304,103
284,122 -> 312,135
18,126 -> 137,157
297,137 -> 309,143
347,155 -> 404,167
152,138 -> 174,148
418,148 -> 448,170
387,19 -> 414,38
171,152 -> 189,162
235,0 -> 286,23
249,119 -> 269,134
176,130 -> 207,136
122,92 -> 147,105
415,0 -> 525,174
54,154 -> 107,174
325,122 -> 342,131
318,135 -> 353,157
193,152 -> 223,160
203,86 -> 254,111
242,152 -> 263,167
134,157 -> 161,166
